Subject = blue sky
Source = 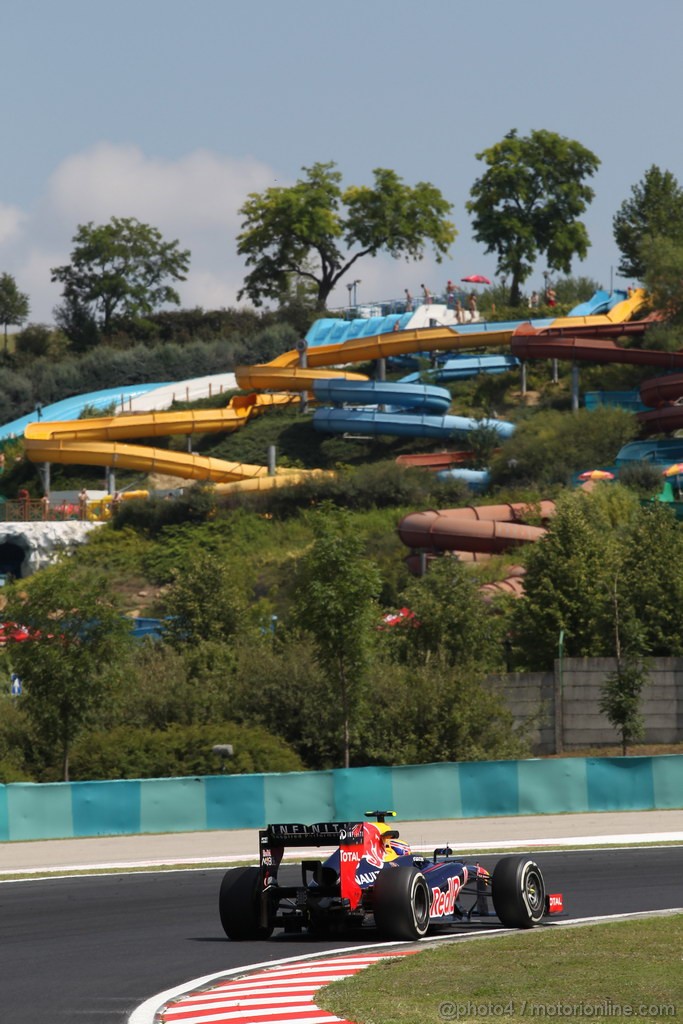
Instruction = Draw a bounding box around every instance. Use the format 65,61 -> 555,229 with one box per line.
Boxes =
2,0 -> 683,322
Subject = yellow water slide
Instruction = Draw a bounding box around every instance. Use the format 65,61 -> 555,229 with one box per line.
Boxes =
23,393 -> 313,487
24,292 -> 646,487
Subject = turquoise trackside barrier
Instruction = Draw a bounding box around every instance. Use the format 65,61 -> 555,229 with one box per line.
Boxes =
1,754 -> 681,842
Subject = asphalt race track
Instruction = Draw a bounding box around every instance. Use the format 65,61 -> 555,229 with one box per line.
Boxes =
0,847 -> 681,1023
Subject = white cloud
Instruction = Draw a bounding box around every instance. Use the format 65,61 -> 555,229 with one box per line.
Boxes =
3,142 -> 464,323
0,203 -> 26,247
5,143 -> 282,322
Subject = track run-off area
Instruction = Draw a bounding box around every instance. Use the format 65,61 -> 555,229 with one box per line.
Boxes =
0,811 -> 681,1023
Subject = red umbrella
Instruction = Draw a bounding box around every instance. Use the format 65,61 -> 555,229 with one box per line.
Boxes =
578,469 -> 615,481
461,274 -> 491,285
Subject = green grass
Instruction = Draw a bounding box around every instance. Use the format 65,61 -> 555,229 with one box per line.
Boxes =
319,915 -> 683,1024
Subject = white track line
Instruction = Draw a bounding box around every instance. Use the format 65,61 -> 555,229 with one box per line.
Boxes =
3,831 -> 682,878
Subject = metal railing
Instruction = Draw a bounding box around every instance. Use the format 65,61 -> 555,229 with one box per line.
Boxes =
0,499 -> 88,523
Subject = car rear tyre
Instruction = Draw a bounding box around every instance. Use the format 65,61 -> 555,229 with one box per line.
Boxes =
219,866 -> 273,940
373,865 -> 431,941
491,855 -> 545,929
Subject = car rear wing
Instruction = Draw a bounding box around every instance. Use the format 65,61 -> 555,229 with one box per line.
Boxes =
259,822 -> 363,850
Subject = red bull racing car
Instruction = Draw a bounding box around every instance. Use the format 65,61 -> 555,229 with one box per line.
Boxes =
218,811 -> 563,942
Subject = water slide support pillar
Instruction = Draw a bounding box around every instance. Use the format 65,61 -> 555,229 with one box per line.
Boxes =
376,358 -> 386,382
39,462 -> 51,499
267,445 -> 276,477
571,363 -> 580,412
552,358 -> 559,384
298,342 -> 308,415
107,469 -> 116,494
521,361 -> 527,395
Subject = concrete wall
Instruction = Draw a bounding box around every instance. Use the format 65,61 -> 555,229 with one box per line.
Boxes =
488,657 -> 683,754
1,755 -> 681,842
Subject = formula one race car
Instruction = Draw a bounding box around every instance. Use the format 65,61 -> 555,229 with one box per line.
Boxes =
218,812 -> 563,941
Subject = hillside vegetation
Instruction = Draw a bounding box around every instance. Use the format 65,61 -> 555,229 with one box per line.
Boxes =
0,300 -> 678,782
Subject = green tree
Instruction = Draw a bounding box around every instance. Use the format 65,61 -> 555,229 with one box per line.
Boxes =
14,322 -> 69,361
489,407 -> 637,489
640,233 -> 683,328
512,491 -> 627,669
389,557 -> 507,673
3,563 -> 134,781
237,162 -> 456,308
51,217 -> 191,342
512,490 -> 683,670
612,165 -> 683,280
618,503 -> 683,656
0,272 -> 30,351
467,129 -> 600,305
599,658 -> 647,755
358,658 -> 530,765
162,550 -> 252,649
294,506 -> 382,767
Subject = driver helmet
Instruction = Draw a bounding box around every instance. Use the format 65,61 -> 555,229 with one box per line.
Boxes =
376,822 -> 411,861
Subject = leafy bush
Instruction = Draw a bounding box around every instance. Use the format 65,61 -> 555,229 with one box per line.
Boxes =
357,658 -> 531,765
68,720 -> 304,780
489,407 -> 637,488
618,461 -> 665,497
112,485 -> 217,538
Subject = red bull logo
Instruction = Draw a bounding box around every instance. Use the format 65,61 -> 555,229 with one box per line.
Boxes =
430,870 -> 467,918
361,823 -> 385,870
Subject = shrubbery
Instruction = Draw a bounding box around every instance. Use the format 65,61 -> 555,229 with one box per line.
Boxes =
68,721 -> 304,780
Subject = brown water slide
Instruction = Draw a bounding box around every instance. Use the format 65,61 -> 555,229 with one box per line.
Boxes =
397,501 -> 555,554
639,373 -> 683,407
510,324 -> 683,370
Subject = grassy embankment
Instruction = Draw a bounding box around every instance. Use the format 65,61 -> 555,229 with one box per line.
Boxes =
320,915 -> 683,1024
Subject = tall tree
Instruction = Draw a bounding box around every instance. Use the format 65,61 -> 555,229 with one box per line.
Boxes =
388,557 -> 507,673
612,165 -> 683,280
467,129 -> 600,305
0,272 -> 30,351
4,563 -> 134,781
640,233 -> 683,328
512,490 -> 683,670
237,162 -> 456,308
293,506 -> 382,767
163,550 -> 251,649
51,217 -> 190,341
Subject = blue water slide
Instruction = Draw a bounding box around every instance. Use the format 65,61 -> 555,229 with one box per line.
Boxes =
616,439 -> 683,465
313,407 -> 515,440
436,468 -> 491,488
567,290 -> 612,317
584,390 -> 647,413
0,382 -> 165,442
607,289 -> 628,310
312,379 -> 452,415
305,313 -> 411,347
436,354 -> 519,382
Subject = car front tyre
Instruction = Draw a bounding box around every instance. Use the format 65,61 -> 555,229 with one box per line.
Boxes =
491,855 -> 546,929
